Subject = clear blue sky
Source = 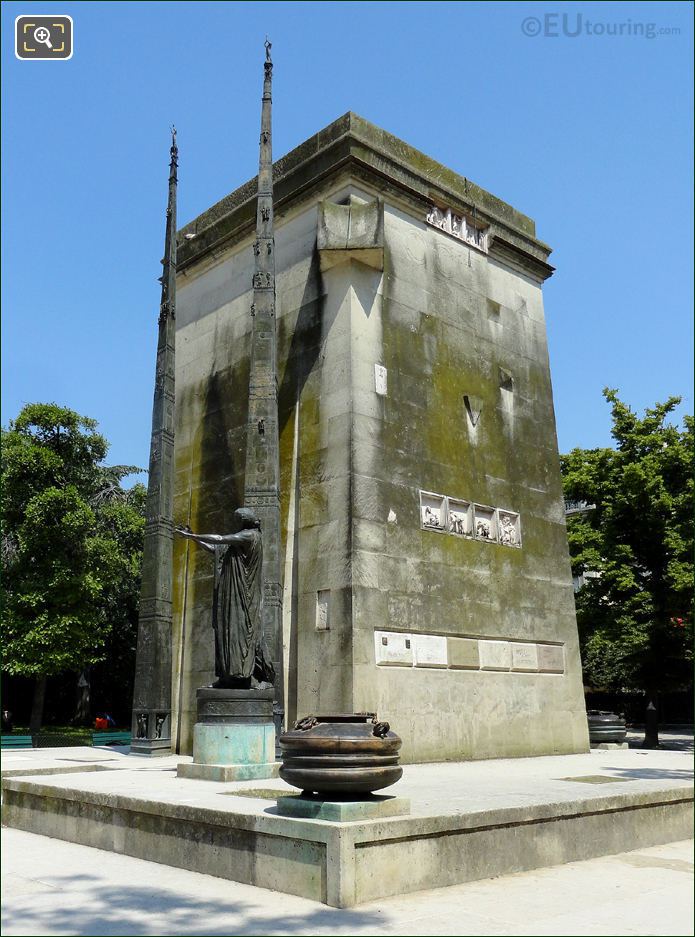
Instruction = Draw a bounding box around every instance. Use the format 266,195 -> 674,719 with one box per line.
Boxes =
3,1 -> 693,477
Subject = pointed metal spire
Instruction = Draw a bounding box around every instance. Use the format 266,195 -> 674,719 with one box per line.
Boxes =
244,41 -> 284,742
131,128 -> 178,755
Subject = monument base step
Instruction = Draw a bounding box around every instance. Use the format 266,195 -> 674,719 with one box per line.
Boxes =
3,753 -> 692,908
177,761 -> 279,782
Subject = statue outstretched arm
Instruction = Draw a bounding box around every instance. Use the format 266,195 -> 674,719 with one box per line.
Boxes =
175,525 -> 247,547
175,525 -> 216,553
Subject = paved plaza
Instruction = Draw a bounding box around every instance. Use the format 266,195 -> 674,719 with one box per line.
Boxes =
2,733 -> 693,934
2,829 -> 692,936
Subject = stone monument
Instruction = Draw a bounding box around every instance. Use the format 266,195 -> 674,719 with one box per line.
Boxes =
168,115 -> 589,760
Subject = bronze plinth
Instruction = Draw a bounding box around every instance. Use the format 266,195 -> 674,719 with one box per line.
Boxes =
279,712 -> 402,795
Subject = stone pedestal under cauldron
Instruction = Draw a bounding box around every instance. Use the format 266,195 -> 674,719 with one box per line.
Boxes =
275,713 -> 409,820
177,687 -> 278,782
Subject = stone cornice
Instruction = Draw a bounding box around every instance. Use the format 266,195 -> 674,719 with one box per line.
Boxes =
177,113 -> 554,281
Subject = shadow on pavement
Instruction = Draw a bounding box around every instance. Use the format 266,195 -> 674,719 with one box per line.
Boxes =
602,766 -> 694,781
2,872 -> 385,937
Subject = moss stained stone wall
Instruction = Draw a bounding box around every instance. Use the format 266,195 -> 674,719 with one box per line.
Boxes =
347,202 -> 587,761
170,123 -> 587,760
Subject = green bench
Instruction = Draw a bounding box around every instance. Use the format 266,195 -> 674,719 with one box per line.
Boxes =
1,735 -> 33,749
92,730 -> 131,746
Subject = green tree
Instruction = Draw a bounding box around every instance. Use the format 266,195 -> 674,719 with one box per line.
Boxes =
561,390 -> 693,746
87,474 -> 146,724
1,403 -> 145,733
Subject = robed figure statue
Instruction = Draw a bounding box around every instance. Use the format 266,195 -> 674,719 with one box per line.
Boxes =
176,508 -> 275,689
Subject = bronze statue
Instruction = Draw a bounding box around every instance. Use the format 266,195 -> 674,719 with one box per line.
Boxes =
176,508 -> 275,689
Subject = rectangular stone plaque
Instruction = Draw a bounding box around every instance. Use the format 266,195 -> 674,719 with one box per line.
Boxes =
511,642 -> 539,672
374,631 -> 413,666
479,640 -> 511,671
447,637 -> 480,669
374,364 -> 388,396
413,634 -> 448,668
537,644 -> 565,673
316,590 -> 330,631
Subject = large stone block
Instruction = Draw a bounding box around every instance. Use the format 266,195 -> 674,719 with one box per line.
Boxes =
170,114 -> 587,761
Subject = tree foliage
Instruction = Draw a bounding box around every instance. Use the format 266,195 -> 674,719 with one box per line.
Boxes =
561,390 -> 693,696
1,403 -> 145,689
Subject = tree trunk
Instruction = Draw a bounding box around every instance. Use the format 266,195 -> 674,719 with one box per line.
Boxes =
642,694 -> 660,749
29,675 -> 47,737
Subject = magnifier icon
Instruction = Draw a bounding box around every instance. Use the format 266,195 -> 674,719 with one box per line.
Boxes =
34,26 -> 53,49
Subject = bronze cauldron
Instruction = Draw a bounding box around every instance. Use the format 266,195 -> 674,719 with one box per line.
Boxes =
279,712 -> 402,795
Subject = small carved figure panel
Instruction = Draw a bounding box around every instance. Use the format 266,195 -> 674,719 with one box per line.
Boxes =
426,203 -> 489,253
426,205 -> 449,231
420,492 -> 446,531
474,505 -> 497,543
252,271 -> 272,289
447,499 -> 472,537
498,511 -> 521,548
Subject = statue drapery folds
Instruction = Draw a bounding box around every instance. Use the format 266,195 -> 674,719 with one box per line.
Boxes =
176,508 -> 275,688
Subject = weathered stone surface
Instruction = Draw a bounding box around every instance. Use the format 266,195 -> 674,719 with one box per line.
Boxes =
479,641 -> 512,671
511,642 -> 539,672
177,761 -> 279,782
413,635 -> 448,668
317,197 -> 384,272
537,643 -> 565,673
447,638 -> 480,670
374,631 -> 413,666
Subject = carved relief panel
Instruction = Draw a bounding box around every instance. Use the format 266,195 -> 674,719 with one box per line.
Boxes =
448,498 -> 472,537
498,510 -> 521,548
419,491 -> 446,532
426,204 -> 489,253
474,504 -> 497,543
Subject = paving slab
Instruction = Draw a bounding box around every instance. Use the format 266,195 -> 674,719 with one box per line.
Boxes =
1,747 -> 187,778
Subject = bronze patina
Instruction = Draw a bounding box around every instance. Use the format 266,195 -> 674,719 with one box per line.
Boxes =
176,508 -> 275,689
279,712 -> 402,795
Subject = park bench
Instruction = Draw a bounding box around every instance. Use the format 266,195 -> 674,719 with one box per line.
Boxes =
92,730 -> 131,746
1,735 -> 33,749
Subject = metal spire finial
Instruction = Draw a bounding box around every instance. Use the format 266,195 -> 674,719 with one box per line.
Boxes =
169,125 -> 178,170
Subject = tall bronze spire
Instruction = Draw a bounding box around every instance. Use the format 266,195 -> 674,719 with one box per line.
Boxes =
131,128 -> 178,754
244,41 -> 284,739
